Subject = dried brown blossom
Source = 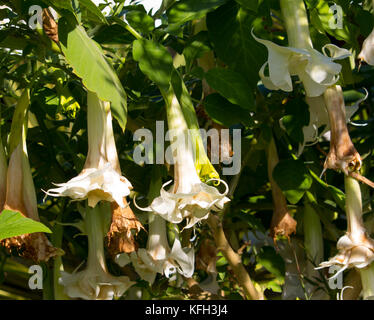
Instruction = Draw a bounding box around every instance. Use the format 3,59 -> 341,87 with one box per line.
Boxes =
107,197 -> 144,255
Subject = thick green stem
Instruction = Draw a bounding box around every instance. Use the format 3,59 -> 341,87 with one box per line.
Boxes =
85,204 -> 107,273
345,176 -> 366,238
360,264 -> 374,299
280,0 -> 313,49
303,202 -> 323,276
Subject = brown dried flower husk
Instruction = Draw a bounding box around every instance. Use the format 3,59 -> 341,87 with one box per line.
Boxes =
323,85 -> 361,175
268,138 -> 297,240
2,231 -> 60,263
107,197 -> 144,255
42,8 -> 59,43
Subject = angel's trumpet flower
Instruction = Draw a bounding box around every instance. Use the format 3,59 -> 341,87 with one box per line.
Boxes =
1,91 -> 60,262
59,203 -> 134,300
135,88 -> 229,229
116,214 -> 194,284
45,91 -> 132,208
253,0 -> 350,97
358,24 -> 374,66
322,85 -> 361,175
317,176 -> 374,277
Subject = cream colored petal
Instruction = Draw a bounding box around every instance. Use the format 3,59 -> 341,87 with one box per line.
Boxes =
45,164 -> 132,208
322,44 -> 351,60
59,270 -> 134,300
169,237 -> 195,278
358,29 -> 374,66
252,32 -> 295,91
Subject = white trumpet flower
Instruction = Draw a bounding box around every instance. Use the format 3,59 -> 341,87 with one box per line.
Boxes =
60,203 -> 134,300
358,28 -> 374,66
116,214 -> 195,284
317,177 -> 374,276
253,0 -> 350,97
135,89 -> 229,228
46,91 -> 132,208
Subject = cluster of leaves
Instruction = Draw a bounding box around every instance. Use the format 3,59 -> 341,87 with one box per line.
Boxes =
0,0 -> 373,300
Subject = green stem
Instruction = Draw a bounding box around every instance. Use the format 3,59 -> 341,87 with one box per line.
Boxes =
345,176 -> 366,237
303,202 -> 323,275
280,0 -> 313,49
360,264 -> 374,299
85,204 -> 107,273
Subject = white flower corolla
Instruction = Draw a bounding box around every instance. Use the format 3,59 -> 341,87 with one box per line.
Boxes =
60,204 -> 134,300
115,214 -> 194,284
253,33 -> 350,98
135,90 -> 229,228
358,28 -> 374,66
253,0 -> 350,97
317,177 -> 374,276
45,91 -> 132,208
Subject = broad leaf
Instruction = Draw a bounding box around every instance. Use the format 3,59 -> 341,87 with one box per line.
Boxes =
207,1 -> 266,88
205,67 -> 254,110
126,6 -> 154,35
132,39 -> 174,91
273,159 -> 313,204
0,210 -> 51,241
167,0 -> 227,25
58,17 -> 127,130
78,0 -> 108,24
204,93 -> 250,127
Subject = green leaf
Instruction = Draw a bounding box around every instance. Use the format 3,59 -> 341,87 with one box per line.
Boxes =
257,246 -> 285,280
58,17 -> 127,130
309,170 -> 345,210
309,1 -> 359,48
207,1 -> 266,88
183,31 -> 211,72
132,39 -> 174,91
78,0 -> 108,24
205,67 -> 254,110
167,0 -> 227,25
273,160 -> 313,204
0,210 -> 51,241
126,7 -> 154,35
282,97 -> 310,144
234,0 -> 261,11
204,93 -> 250,127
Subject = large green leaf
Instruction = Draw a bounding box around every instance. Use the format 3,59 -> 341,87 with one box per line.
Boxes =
273,159 -> 313,204
78,0 -> 108,24
0,210 -> 51,241
207,0 -> 266,88
167,0 -> 227,25
126,6 -> 154,35
204,93 -> 250,127
132,39 -> 174,91
205,67 -> 254,110
257,246 -> 285,280
58,17 -> 127,130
